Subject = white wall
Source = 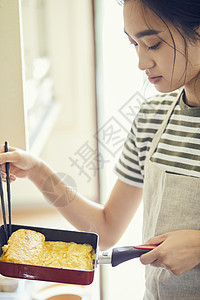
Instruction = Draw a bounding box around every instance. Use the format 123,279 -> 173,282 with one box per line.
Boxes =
0,0 -> 27,149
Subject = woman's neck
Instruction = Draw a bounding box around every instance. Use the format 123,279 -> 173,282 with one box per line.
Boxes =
184,78 -> 200,107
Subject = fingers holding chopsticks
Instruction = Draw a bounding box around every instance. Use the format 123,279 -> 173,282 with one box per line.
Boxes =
0,145 -> 23,181
0,146 -> 21,164
0,144 -> 16,153
0,145 -> 16,183
0,144 -> 39,180
0,171 -> 16,183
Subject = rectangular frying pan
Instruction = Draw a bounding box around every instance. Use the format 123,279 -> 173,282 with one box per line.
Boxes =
0,224 -> 155,285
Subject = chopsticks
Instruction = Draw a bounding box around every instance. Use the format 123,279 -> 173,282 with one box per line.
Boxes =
0,141 -> 11,241
5,141 -> 11,237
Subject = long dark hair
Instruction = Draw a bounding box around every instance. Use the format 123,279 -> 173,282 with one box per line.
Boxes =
119,0 -> 200,89
119,0 -> 200,43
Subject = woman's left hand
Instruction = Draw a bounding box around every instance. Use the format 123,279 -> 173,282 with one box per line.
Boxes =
140,230 -> 200,275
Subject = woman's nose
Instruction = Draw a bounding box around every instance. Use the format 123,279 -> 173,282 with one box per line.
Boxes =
137,49 -> 155,71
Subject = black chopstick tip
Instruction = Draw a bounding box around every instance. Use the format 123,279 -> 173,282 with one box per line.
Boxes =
5,141 -> 9,153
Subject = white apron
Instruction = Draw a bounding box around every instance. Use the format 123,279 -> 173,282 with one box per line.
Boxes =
142,93 -> 200,300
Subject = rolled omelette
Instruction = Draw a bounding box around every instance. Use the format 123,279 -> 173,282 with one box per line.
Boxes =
0,229 -> 45,265
0,229 -> 95,271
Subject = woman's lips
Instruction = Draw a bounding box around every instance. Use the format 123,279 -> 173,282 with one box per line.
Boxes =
148,76 -> 162,84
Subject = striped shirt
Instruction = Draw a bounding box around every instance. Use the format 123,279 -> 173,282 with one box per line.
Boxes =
114,90 -> 200,188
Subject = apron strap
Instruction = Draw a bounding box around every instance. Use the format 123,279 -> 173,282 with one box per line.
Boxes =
146,90 -> 183,160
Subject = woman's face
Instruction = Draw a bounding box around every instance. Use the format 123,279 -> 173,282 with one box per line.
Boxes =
123,1 -> 200,94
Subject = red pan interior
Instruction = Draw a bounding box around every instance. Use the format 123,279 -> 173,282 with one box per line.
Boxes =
0,224 -> 98,285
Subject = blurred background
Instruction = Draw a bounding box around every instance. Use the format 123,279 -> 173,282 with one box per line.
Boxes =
0,0 -> 157,299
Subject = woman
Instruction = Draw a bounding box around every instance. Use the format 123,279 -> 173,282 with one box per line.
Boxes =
0,0 -> 200,298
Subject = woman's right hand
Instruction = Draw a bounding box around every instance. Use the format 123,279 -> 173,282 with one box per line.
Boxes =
0,145 -> 40,182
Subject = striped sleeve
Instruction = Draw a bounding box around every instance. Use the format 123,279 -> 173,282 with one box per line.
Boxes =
114,116 -> 144,188
114,89 -> 200,185
114,92 -> 178,187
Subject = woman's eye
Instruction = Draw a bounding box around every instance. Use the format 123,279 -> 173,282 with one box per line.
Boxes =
148,42 -> 161,50
130,40 -> 138,47
130,42 -> 138,47
128,37 -> 138,47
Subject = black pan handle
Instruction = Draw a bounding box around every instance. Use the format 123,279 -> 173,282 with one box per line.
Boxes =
111,244 -> 157,267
